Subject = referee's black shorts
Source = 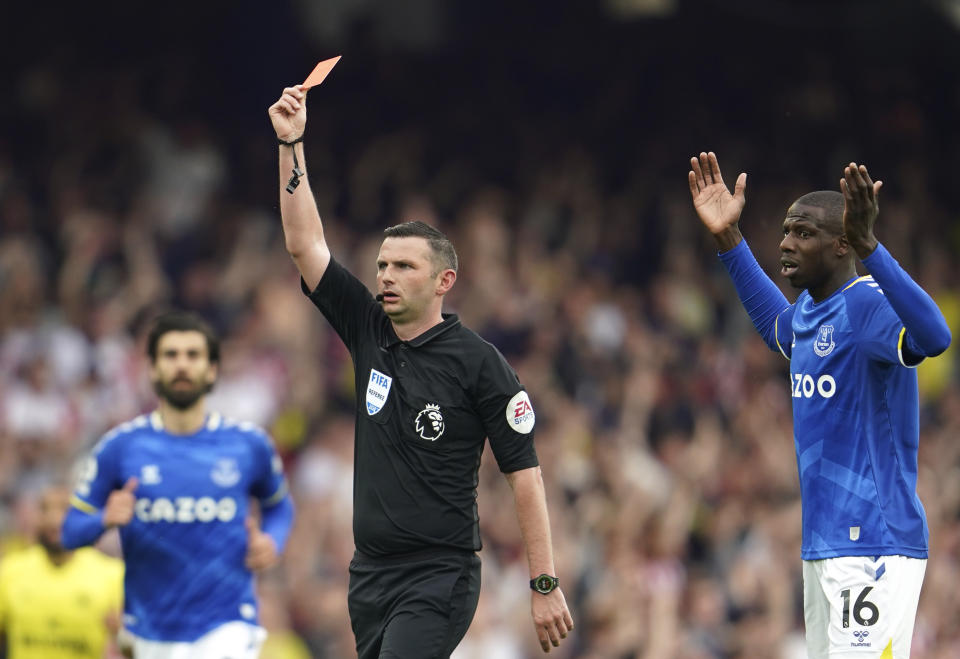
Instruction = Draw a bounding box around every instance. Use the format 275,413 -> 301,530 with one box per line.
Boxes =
347,547 -> 482,659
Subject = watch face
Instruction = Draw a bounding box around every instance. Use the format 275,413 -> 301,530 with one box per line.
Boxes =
536,575 -> 554,593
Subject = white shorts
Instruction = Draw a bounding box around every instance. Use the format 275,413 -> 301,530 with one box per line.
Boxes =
803,555 -> 926,658
121,621 -> 267,659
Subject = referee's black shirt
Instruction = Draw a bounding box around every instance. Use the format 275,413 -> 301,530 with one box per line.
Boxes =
303,258 -> 540,557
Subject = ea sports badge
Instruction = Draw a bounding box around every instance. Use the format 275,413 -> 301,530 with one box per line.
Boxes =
506,391 -> 535,434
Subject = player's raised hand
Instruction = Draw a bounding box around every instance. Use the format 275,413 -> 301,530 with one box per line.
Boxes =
268,86 -> 307,143
103,477 -> 138,528
244,517 -> 278,572
688,152 -> 747,236
840,162 -> 882,259
532,588 -> 574,653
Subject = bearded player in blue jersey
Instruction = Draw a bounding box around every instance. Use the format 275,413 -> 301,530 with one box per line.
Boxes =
61,311 -> 295,659
689,152 -> 951,658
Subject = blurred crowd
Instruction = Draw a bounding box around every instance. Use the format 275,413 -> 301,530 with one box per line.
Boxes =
2,3 -> 960,658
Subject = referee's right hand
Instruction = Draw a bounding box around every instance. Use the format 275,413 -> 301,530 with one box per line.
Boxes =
103,477 -> 138,528
268,86 -> 307,143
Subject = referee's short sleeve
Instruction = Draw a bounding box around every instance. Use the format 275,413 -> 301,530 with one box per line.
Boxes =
301,257 -> 378,352
474,344 -> 539,473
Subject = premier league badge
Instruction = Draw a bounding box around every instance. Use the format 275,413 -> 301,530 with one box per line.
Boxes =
415,403 -> 445,441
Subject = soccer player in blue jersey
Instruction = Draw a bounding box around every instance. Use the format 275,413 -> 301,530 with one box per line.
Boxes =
688,152 -> 951,657
61,311 -> 295,659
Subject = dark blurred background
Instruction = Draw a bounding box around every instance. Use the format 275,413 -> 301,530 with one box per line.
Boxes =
1,1 -> 959,657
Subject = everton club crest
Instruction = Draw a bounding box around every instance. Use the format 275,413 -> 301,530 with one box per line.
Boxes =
813,325 -> 836,357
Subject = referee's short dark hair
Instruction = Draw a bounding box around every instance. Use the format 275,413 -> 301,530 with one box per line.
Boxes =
384,221 -> 458,274
146,311 -> 221,364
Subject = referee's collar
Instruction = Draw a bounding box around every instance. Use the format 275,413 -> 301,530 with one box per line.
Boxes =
384,313 -> 461,348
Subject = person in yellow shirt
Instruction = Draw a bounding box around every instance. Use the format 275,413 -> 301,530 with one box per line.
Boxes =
0,484 -> 124,658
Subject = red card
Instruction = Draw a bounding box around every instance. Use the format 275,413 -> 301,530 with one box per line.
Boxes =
302,56 -> 342,89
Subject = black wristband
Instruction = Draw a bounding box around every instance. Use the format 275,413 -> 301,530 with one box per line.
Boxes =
280,135 -> 305,194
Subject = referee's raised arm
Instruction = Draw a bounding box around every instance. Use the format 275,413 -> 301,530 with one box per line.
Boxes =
269,85 -> 331,291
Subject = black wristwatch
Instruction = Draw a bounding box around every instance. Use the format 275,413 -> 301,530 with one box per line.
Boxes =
530,573 -> 560,594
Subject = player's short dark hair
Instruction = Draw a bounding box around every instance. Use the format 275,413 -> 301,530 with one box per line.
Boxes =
146,311 -> 220,364
793,190 -> 845,235
383,221 -> 459,274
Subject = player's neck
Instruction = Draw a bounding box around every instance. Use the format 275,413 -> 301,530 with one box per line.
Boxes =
44,546 -> 72,567
157,399 -> 208,435
809,264 -> 859,303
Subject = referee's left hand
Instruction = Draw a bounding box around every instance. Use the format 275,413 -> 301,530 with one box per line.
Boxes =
532,588 -> 574,653
244,517 -> 278,571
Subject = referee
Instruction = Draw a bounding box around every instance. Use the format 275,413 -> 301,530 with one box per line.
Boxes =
269,85 -> 573,657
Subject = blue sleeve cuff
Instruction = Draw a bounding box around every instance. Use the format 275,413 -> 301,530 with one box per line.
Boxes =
260,495 -> 295,555
61,506 -> 107,549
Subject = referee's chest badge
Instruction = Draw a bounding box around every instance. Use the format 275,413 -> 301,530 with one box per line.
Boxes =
415,403 -> 445,441
366,369 -> 393,415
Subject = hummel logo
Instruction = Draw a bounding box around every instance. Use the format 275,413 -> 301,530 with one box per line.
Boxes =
141,464 -> 162,485
851,630 -> 870,647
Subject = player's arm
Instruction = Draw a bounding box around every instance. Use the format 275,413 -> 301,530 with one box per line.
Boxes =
245,495 -> 294,572
62,477 -> 137,548
269,85 -> 331,291
689,152 -> 792,352
504,466 -> 574,654
841,163 -> 951,359
246,435 -> 295,571
62,437 -> 137,549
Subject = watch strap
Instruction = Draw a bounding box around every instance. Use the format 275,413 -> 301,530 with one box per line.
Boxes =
529,573 -> 559,594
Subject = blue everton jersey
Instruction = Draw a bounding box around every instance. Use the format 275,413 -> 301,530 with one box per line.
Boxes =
70,411 -> 288,641
772,276 -> 927,560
